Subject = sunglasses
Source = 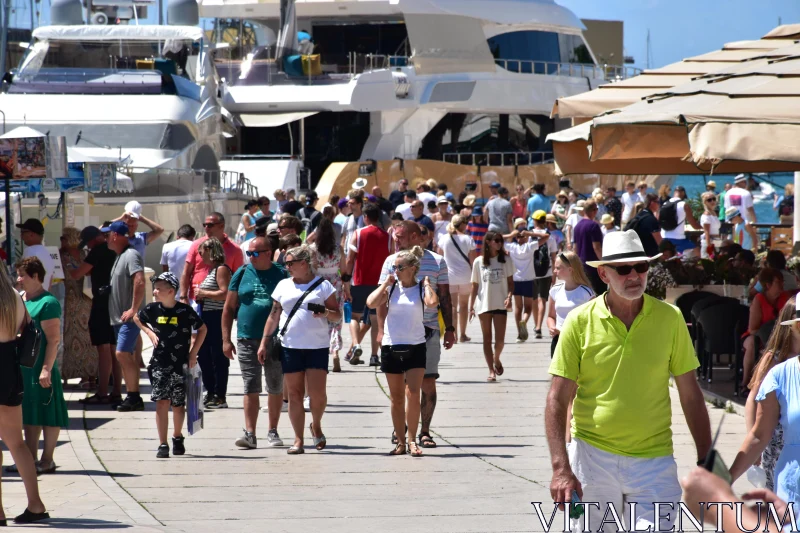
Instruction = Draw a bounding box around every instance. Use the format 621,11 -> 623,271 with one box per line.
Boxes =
246,249 -> 271,258
284,259 -> 302,267
705,198 -> 717,203
203,222 -> 220,228
389,264 -> 409,274
604,263 -> 649,275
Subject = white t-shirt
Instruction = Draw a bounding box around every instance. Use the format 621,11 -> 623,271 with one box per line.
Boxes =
549,282 -> 595,329
700,213 -> 721,237
417,192 -> 437,206
724,186 -> 755,222
272,276 -> 336,350
601,226 -> 619,236
565,213 -> 581,242
160,239 -> 193,281
470,255 -> 515,314
437,233 -> 475,285
539,236 -> 558,278
621,192 -> 637,223
23,244 -> 56,289
504,240 -> 538,282
383,282 -> 426,346
395,203 -> 414,221
661,198 -> 688,240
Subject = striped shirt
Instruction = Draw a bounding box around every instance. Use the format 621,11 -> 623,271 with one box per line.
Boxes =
379,249 -> 449,330
198,265 -> 230,311
467,221 -> 489,253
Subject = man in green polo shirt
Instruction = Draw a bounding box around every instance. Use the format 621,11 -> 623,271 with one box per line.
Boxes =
546,230 -> 711,532
222,237 -> 288,450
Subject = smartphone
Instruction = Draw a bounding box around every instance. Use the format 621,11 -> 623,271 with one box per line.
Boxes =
569,490 -> 584,519
307,303 -> 326,314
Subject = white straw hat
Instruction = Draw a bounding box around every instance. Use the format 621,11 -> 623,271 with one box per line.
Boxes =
586,230 -> 662,268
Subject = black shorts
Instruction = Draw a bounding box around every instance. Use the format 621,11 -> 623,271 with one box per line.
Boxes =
513,280 -> 534,297
148,365 -> 186,407
351,285 -> 378,315
380,343 -> 426,374
533,277 -> 552,299
0,352 -> 23,407
89,301 -> 116,347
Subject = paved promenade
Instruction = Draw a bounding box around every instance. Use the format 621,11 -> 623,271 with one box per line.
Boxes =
2,320 -> 754,532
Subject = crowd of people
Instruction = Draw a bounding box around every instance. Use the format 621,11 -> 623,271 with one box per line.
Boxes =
0,174 -> 795,525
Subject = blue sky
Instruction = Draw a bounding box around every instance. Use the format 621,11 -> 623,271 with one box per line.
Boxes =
558,0 -> 800,69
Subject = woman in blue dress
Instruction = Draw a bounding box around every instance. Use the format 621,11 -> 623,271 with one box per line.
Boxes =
730,298 -> 800,504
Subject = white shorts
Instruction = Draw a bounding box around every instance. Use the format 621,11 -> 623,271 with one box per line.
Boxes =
449,283 -> 471,296
568,438 -> 682,533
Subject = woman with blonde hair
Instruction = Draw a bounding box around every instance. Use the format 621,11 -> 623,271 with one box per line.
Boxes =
59,227 -> 96,388
658,184 -> 671,206
367,246 -> 438,456
260,244 -> 340,454
546,251 -> 595,358
700,191 -> 721,259
551,190 -> 569,229
436,214 -> 477,343
195,237 -> 232,408
0,262 -> 48,523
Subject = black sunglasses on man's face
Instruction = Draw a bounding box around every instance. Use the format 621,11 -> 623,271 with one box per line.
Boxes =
604,263 -> 649,276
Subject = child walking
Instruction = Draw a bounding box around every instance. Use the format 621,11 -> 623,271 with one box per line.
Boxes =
134,272 -> 207,458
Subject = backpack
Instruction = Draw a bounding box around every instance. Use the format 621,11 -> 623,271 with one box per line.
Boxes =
533,243 -> 550,277
658,200 -> 679,231
779,196 -> 794,218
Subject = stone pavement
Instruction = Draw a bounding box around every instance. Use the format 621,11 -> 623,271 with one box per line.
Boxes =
3,318 -> 755,532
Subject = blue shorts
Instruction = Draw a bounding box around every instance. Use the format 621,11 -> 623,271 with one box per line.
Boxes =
665,238 -> 696,253
281,347 -> 329,374
513,280 -> 534,297
114,323 -> 141,354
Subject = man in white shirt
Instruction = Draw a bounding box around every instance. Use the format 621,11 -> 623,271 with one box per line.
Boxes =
620,181 -> 638,225
17,218 -> 55,289
563,201 -> 584,251
395,190 -> 417,221
724,174 -> 757,223
160,224 -> 196,281
415,183 -> 437,206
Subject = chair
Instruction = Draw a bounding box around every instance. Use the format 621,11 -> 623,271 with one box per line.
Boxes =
675,291 -> 718,339
690,295 -> 732,342
696,300 -> 749,384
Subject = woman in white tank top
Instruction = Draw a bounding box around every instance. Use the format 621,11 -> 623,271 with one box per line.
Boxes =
367,246 -> 439,457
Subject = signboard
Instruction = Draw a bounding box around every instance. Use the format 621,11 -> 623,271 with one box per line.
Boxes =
0,136 -> 47,180
85,163 -> 117,193
25,177 -> 85,193
45,246 -> 64,281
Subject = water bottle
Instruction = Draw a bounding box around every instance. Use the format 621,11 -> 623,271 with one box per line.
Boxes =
747,465 -> 767,488
344,301 -> 352,323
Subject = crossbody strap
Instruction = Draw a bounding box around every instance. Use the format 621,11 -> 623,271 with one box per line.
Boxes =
450,234 -> 471,267
279,277 -> 324,337
387,280 -> 424,309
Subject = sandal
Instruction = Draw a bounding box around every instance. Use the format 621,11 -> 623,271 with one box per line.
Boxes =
79,393 -> 111,405
389,443 -> 407,455
408,442 -> 423,457
36,461 -> 56,474
418,432 -> 437,448
309,423 -> 326,451
487,375 -> 496,382
494,360 -> 504,376
287,445 -> 305,455
391,425 -> 408,445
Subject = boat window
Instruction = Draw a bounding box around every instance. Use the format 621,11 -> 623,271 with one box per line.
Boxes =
161,123 -> 196,151
487,31 -> 594,71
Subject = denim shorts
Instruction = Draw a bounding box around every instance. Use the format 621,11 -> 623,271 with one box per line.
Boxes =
114,322 -> 140,354
281,347 -> 329,374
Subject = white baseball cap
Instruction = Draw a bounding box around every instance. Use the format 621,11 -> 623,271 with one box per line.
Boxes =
124,200 -> 142,219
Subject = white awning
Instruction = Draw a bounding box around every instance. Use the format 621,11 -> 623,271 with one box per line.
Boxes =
32,25 -> 205,42
237,112 -> 317,128
0,126 -> 46,139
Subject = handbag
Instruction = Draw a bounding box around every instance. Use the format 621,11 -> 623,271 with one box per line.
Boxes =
264,277 -> 325,361
17,306 -> 42,368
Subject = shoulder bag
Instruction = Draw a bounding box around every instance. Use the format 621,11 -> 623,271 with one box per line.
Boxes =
449,234 -> 471,268
17,298 -> 41,368
264,277 -> 324,361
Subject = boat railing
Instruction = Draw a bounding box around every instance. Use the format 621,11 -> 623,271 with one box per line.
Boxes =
110,166 -> 259,197
443,151 -> 554,167
492,60 -> 641,81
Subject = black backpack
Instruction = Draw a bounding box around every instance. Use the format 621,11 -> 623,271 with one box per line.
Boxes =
659,200 -> 679,231
533,244 -> 550,277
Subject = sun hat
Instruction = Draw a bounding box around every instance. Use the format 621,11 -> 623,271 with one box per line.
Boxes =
471,206 -> 483,217
781,298 -> 800,325
734,173 -> 747,184
463,195 -> 476,207
592,188 -> 603,197
437,196 -> 450,204
532,210 -> 547,221
575,200 -> 586,211
124,200 -> 142,219
513,217 -> 527,229
557,190 -> 568,199
707,180 -> 717,189
586,230 -> 661,268
600,213 -> 614,225
352,177 -> 368,189
725,206 -> 742,222
545,213 -> 557,223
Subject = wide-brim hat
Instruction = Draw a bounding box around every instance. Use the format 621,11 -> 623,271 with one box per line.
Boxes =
781,299 -> 800,325
352,177 -> 368,189
463,195 -> 476,207
734,173 -> 747,184
600,213 -> 614,225
586,230 -> 662,268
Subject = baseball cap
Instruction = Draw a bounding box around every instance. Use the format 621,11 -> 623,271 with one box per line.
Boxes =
255,216 -> 270,229
532,210 -> 547,221
366,194 -> 378,203
445,192 -> 454,200
437,196 -> 449,204
151,271 -> 179,291
734,173 -> 747,184
124,200 -> 142,219
79,226 -> 102,248
674,186 -> 686,193
101,220 -> 129,236
725,206 -> 741,221
16,218 -> 44,235
337,198 -> 348,209
490,181 -> 501,189
471,206 -> 483,217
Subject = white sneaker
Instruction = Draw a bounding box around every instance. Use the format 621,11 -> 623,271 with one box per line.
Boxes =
303,396 -> 311,412
261,406 -> 269,412
234,430 -> 257,449
281,400 -> 289,412
266,429 -> 284,447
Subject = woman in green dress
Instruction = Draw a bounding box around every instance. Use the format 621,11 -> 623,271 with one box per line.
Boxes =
15,257 -> 69,475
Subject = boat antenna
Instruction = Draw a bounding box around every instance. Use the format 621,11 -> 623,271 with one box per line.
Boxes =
646,29 -> 652,70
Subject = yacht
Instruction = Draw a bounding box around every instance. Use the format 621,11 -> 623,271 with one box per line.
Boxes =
202,0 -> 638,196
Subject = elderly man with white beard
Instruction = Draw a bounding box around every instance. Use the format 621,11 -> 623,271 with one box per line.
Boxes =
545,230 -> 712,533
